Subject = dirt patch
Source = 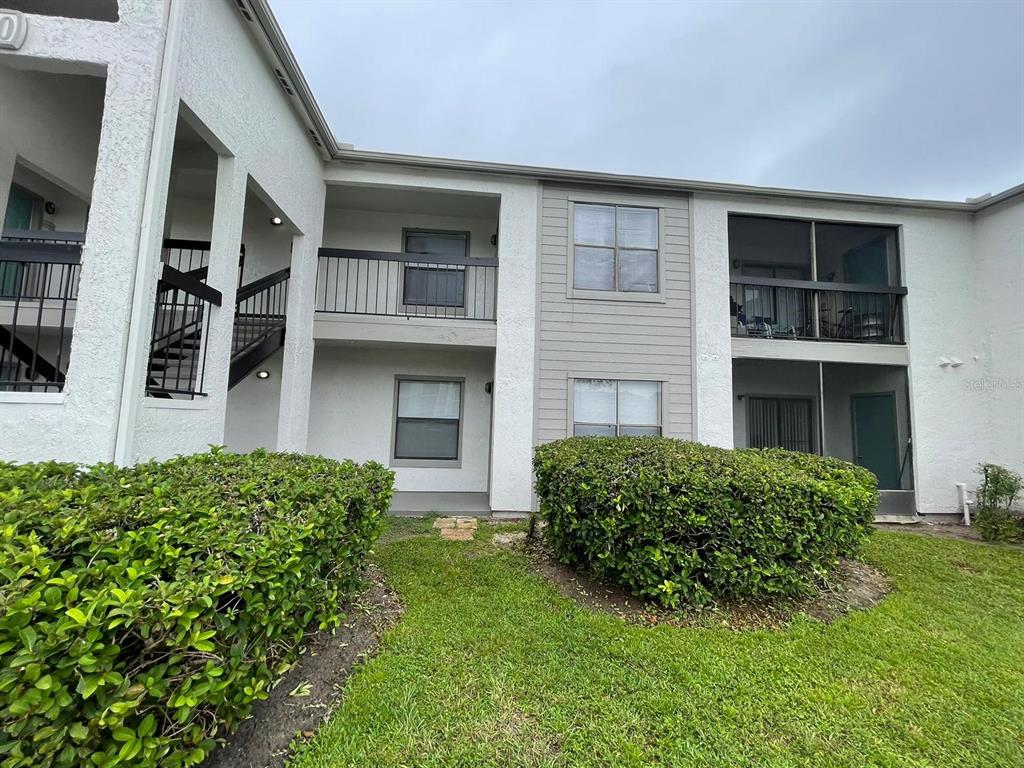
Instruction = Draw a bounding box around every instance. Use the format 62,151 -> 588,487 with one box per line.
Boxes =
876,522 -> 1024,551
520,538 -> 890,631
205,566 -> 403,768
875,521 -> 983,543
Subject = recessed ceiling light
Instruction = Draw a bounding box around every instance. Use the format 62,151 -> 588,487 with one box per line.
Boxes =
270,216 -> 283,226
256,370 -> 270,379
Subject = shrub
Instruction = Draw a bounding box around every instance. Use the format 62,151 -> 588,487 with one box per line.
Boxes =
0,449 -> 393,768
533,437 -> 877,607
975,463 -> 1023,543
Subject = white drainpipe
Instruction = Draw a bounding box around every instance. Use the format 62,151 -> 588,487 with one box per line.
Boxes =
956,483 -> 973,526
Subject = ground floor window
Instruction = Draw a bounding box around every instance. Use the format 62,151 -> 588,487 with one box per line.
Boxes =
747,396 -> 814,452
573,379 -> 661,436
393,378 -> 463,461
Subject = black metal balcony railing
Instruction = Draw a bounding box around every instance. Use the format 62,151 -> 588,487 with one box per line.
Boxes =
316,248 -> 498,321
0,230 -> 84,392
146,264 -> 222,399
729,277 -> 907,344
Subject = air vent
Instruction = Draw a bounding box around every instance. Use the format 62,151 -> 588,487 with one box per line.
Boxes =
233,0 -> 255,22
273,67 -> 296,96
307,128 -> 324,149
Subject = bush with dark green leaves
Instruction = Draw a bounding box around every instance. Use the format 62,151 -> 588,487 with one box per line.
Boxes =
975,462 -> 1023,543
533,437 -> 877,608
0,449 -> 393,768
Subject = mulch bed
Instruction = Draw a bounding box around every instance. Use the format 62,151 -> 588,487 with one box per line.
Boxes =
516,537 -> 890,631
205,566 -> 403,768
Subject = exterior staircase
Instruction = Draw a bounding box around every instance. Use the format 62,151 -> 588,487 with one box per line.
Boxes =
1,231 -> 288,397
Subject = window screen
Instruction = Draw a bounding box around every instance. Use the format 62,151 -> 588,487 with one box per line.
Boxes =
394,379 -> 462,460
573,379 -> 661,436
573,204 -> 658,293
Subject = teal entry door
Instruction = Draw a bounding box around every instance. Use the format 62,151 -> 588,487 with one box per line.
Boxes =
2,185 -> 37,297
852,393 -> 900,489
4,185 -> 36,230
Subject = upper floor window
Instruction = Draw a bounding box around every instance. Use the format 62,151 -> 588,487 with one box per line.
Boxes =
573,204 -> 658,293
403,230 -> 468,308
573,379 -> 662,436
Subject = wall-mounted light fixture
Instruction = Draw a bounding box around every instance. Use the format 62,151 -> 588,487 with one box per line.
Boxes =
269,216 -> 283,226
256,370 -> 271,379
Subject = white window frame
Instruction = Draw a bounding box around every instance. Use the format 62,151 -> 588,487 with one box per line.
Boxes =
390,375 -> 465,468
567,198 -> 665,303
568,377 -> 665,437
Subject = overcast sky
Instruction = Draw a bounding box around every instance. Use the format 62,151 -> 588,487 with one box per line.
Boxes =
269,0 -> 1024,201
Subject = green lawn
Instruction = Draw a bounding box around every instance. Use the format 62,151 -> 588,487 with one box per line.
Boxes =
289,522 -> 1024,768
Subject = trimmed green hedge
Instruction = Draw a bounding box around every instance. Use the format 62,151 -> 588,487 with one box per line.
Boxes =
0,449 -> 393,768
534,437 -> 877,607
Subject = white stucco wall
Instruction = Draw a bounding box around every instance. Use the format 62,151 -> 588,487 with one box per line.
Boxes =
224,348 -> 282,453
307,345 -> 494,493
0,2 -> 170,464
971,195 -> 1024,491
322,164 -> 539,511
691,194 -> 736,448
0,65 -> 105,213
126,0 -> 326,462
691,192 -> 1021,515
322,209 -> 498,258
162,188 -> 293,283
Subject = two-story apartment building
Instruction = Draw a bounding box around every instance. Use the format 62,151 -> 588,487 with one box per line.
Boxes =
1,0 -> 1021,520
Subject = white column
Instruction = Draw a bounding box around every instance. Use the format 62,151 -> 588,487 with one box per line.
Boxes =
276,188 -> 325,452
488,182 -> 539,512
199,157 -> 247,439
0,146 -> 15,226
60,60 -> 165,460
691,194 -> 735,448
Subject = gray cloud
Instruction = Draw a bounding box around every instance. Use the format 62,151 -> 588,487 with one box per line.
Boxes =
269,0 -> 1024,200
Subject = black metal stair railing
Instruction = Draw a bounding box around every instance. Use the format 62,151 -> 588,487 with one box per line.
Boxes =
228,268 -> 289,389
145,264 -> 223,399
0,230 -> 84,392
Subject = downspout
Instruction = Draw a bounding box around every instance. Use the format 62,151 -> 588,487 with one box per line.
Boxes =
113,0 -> 185,465
956,482 -> 973,526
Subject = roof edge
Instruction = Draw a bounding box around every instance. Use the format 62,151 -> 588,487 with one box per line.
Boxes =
973,182 -> 1024,211
246,0 -> 335,158
333,148 -> 1004,213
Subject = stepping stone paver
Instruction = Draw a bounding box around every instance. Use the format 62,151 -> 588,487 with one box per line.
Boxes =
434,517 -> 477,540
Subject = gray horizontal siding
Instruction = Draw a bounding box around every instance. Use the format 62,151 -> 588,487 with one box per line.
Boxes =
537,184 -> 694,443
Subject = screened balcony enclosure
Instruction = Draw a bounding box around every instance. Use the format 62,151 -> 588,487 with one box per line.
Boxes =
728,215 -> 906,344
732,359 -> 914,512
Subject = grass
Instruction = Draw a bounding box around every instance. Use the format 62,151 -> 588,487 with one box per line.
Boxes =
289,521 -> 1024,767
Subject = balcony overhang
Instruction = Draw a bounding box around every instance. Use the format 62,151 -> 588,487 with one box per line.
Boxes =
313,312 -> 496,348
731,337 -> 909,366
